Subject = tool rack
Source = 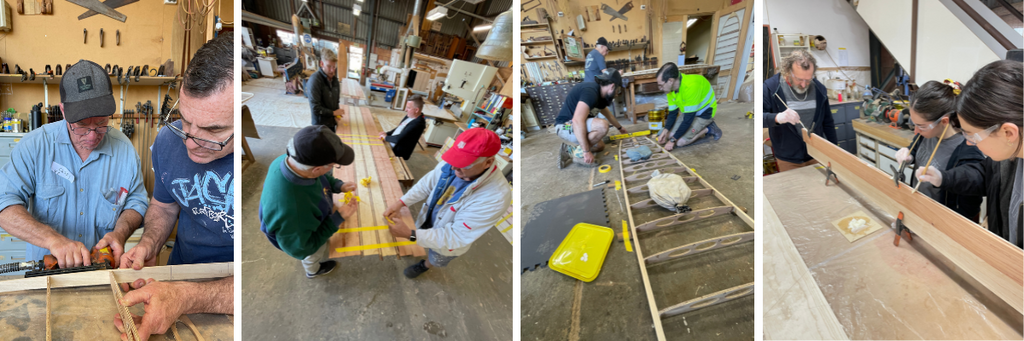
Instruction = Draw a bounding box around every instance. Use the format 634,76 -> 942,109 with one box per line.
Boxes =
616,136 -> 754,340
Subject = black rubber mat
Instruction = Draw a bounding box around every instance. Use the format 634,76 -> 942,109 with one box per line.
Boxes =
521,188 -> 610,272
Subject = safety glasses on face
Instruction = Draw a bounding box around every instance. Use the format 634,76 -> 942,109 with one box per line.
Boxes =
962,123 -> 1002,145
911,113 -> 950,132
68,122 -> 111,136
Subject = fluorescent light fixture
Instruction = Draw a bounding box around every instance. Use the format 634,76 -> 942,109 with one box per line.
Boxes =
687,18 -> 697,28
353,4 -> 361,16
473,24 -> 492,32
426,6 -> 447,21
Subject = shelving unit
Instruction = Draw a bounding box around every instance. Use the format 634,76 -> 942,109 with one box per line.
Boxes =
520,21 -> 563,78
771,33 -> 812,66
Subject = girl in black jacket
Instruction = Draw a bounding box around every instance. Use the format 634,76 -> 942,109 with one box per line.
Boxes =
894,80 -> 985,221
917,60 -> 1024,248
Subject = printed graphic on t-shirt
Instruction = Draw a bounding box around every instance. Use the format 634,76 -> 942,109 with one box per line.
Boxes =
171,170 -> 235,239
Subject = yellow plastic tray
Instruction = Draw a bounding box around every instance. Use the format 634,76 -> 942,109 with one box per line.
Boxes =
548,223 -> 614,282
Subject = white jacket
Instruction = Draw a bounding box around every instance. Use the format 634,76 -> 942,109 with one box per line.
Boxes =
403,161 -> 512,256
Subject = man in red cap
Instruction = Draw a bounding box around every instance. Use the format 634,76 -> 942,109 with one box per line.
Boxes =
383,128 -> 512,278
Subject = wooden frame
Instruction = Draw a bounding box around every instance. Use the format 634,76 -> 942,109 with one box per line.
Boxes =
646,232 -> 754,265
391,88 -> 409,111
618,136 -> 755,341
626,177 -> 698,194
803,131 -> 1023,314
636,206 -> 735,232
629,189 -> 714,209
0,262 -> 234,294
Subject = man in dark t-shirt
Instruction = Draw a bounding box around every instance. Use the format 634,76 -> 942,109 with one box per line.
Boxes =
554,69 -> 628,166
584,37 -> 610,82
113,35 -> 234,340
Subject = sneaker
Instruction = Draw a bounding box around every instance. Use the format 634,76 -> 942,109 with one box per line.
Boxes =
707,121 -> 723,140
404,260 -> 430,278
306,260 -> 337,278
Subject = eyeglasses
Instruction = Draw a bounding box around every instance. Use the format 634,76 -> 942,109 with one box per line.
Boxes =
911,113 -> 950,132
166,116 -> 234,151
68,123 -> 111,136
963,123 -> 1002,145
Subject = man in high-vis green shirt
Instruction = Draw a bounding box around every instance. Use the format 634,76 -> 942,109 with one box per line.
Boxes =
655,63 -> 722,150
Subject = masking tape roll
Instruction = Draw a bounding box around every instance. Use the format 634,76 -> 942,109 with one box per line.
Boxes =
598,165 -> 612,173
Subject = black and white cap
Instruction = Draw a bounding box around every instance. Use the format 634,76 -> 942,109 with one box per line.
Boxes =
287,125 -> 355,167
59,60 -> 116,123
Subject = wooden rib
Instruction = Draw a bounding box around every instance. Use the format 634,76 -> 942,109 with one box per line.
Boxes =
644,232 -> 754,265
658,141 -> 755,228
623,167 -> 688,183
804,131 -> 1023,314
109,272 -> 140,341
629,189 -> 714,209
179,315 -> 206,341
763,193 -> 849,340
617,139 -> 666,341
0,263 -> 234,294
623,159 -> 677,173
658,282 -> 754,318
635,206 -> 735,232
626,177 -> 698,194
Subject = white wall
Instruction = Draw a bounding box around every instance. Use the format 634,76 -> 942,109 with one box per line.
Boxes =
765,0 -> 871,87
663,21 -> 685,65
856,0 -> 913,69
917,1 -> 1000,84
687,18 -> 714,63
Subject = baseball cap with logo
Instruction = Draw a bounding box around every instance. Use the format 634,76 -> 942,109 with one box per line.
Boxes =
442,128 -> 501,168
288,125 -> 355,167
59,60 -> 116,123
596,37 -> 608,47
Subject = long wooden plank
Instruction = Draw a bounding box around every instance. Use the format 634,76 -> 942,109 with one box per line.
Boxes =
0,262 -> 234,294
351,106 -> 382,256
617,141 -> 667,341
803,131 -> 1024,314
763,193 -> 849,340
365,110 -> 424,257
358,108 -> 398,257
330,112 -> 363,258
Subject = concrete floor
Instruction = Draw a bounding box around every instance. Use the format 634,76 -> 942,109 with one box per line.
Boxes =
520,101 -> 755,340
240,80 -> 512,340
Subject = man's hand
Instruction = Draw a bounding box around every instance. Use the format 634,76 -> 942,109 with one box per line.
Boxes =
657,130 -> 669,144
383,200 -> 405,220
113,279 -> 188,341
337,200 -> 358,219
617,126 -> 628,134
775,109 -> 800,125
583,151 -> 595,164
341,182 -> 357,193
94,230 -> 127,268
333,108 -> 345,118
120,242 -> 158,271
378,132 -> 387,140
386,217 -> 412,239
916,166 -> 943,187
48,236 -> 91,268
895,148 -> 913,163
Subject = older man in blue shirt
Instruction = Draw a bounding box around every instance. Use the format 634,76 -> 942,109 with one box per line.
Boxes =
0,59 -> 148,269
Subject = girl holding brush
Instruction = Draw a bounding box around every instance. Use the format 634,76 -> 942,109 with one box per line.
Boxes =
916,60 -> 1024,248
894,80 -> 985,221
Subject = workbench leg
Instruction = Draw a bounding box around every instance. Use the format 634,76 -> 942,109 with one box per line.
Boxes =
629,84 -> 637,124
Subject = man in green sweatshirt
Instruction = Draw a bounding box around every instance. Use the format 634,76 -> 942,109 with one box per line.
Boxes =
259,125 -> 359,278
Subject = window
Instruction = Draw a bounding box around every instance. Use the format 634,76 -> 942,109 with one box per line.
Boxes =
276,30 -> 296,45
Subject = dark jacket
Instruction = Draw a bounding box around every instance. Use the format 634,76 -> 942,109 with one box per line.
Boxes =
907,135 -> 986,220
385,115 -> 426,160
305,69 -> 340,127
940,157 -> 1023,248
763,73 -> 837,163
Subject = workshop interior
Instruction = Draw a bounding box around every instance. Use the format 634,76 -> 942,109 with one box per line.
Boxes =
240,0 -> 514,339
0,0 -> 235,339
520,0 -> 756,340
763,0 -> 1024,339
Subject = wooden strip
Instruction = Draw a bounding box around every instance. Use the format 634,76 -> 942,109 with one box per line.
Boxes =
635,206 -> 735,232
622,153 -> 671,165
629,189 -> 714,209
179,315 -> 206,341
330,109 -> 363,258
46,276 -> 51,341
336,241 -> 417,253
763,193 -> 849,340
658,282 -> 754,318
644,232 -> 754,265
626,177 -> 698,194
0,262 -> 234,293
803,131 -> 1023,314
617,142 -> 667,341
337,225 -> 388,233
109,271 -> 140,341
360,107 -> 399,257
350,105 -> 383,256
623,167 -> 688,183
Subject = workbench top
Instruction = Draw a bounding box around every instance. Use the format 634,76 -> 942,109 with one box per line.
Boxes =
763,165 -> 1020,339
421,103 -> 459,122
852,118 -> 916,147
0,285 -> 233,340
